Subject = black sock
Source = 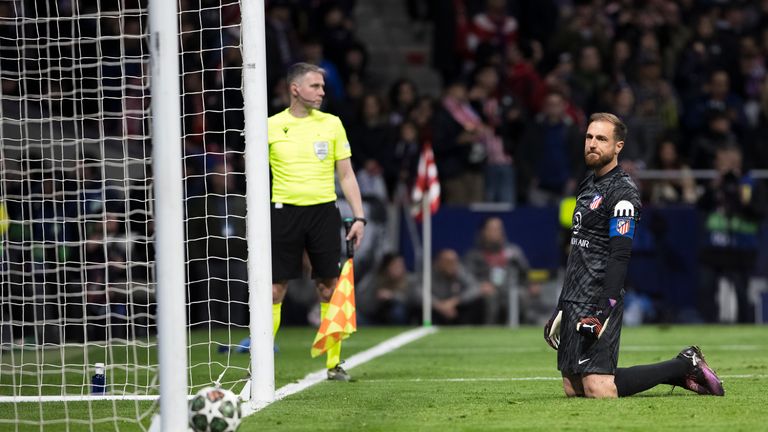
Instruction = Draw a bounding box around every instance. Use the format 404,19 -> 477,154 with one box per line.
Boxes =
614,358 -> 689,397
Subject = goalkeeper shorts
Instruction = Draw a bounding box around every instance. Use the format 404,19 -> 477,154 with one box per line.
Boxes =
557,299 -> 623,376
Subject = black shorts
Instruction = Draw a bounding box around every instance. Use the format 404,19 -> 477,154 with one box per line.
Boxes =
557,300 -> 623,376
271,201 -> 341,282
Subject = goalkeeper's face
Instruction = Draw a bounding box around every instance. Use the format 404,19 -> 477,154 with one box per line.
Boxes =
584,120 -> 623,172
292,71 -> 325,110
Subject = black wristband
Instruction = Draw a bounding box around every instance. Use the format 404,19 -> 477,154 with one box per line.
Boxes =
353,217 -> 367,226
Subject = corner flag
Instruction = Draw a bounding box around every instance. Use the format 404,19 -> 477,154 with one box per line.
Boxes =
411,142 -> 440,220
311,258 -> 357,357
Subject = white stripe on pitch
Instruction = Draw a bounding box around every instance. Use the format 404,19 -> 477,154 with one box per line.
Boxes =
241,326 -> 438,416
361,374 -> 768,383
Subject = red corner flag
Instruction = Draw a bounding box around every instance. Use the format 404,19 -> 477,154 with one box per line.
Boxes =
311,258 -> 357,357
411,142 -> 440,220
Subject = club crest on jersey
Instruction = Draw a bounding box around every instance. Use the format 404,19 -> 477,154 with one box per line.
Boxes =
589,194 -> 604,210
616,218 -> 630,235
313,141 -> 329,160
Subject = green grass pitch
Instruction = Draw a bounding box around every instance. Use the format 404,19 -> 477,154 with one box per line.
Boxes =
1,325 -> 766,431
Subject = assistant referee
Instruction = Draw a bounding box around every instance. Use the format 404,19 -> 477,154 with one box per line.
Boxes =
268,62 -> 366,381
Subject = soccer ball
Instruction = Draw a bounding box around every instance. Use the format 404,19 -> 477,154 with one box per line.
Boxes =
188,386 -> 242,432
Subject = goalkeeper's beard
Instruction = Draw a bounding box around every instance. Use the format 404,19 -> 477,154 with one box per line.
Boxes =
585,151 -> 613,171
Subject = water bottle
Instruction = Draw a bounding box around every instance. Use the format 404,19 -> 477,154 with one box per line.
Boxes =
92,362 -> 106,394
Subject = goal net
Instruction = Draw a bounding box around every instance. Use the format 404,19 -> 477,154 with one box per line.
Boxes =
0,0 -> 255,429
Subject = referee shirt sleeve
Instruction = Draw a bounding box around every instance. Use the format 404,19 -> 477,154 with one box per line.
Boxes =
333,116 -> 352,160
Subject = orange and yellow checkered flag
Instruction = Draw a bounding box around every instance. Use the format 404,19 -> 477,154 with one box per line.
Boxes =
311,258 -> 357,357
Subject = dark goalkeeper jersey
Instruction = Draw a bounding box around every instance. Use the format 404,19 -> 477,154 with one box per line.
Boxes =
560,165 -> 641,304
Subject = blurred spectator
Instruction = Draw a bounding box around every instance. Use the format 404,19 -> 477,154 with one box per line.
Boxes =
468,65 -> 515,204
549,1 -> 611,61
689,108 -> 739,170
429,248 -> 486,325
520,90 -> 582,206
697,145 -> 764,323
745,75 -> 768,170
646,137 -> 698,206
186,158 -> 249,327
358,253 -> 418,325
319,4 -> 358,67
631,53 -> 679,143
683,69 -> 747,140
608,38 -> 633,85
428,0 -> 463,83
675,14 -> 725,103
408,95 -> 436,144
388,78 -> 419,127
339,41 -> 370,86
386,121 -> 421,196
265,0 -> 302,96
301,37 -> 346,104
504,40 -> 547,114
735,35 -> 766,127
83,214 -> 138,340
569,45 -> 610,116
463,217 -> 529,324
432,81 -> 486,205
465,0 -> 519,71
348,93 -> 394,174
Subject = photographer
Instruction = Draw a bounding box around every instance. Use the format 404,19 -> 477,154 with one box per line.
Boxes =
697,144 -> 764,323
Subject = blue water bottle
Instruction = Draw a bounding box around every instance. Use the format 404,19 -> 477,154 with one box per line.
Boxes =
92,362 -> 106,394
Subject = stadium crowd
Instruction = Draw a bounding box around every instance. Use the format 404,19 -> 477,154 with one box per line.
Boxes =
1,0 -> 767,342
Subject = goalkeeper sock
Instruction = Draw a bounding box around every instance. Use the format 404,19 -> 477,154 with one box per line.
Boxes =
320,302 -> 341,369
272,303 -> 282,337
614,357 -> 689,397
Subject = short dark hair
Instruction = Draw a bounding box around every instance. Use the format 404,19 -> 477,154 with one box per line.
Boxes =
286,62 -> 325,85
589,112 -> 627,142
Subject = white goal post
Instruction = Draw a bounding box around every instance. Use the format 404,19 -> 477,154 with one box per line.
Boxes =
0,0 -> 273,430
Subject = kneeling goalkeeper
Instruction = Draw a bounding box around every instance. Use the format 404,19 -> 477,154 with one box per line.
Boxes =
544,113 -> 724,397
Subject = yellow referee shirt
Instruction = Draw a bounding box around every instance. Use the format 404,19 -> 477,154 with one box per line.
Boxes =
268,108 -> 352,206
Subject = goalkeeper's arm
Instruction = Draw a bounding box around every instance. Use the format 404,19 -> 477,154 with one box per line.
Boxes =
576,235 -> 632,339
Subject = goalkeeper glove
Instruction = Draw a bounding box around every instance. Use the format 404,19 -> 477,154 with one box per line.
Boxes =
576,298 -> 616,340
543,307 -> 563,350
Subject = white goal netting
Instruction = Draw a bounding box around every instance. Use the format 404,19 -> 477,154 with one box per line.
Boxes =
0,0 -> 249,430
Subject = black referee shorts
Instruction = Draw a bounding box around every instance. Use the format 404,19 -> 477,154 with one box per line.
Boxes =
270,201 -> 341,283
557,300 -> 623,376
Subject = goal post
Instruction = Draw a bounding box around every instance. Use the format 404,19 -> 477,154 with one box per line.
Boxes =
240,0 -> 276,409
147,0 -> 188,430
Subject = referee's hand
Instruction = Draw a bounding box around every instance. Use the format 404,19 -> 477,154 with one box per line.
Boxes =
346,219 -> 365,248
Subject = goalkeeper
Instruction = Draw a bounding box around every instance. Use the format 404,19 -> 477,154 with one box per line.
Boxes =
543,113 -> 724,398
268,62 -> 366,381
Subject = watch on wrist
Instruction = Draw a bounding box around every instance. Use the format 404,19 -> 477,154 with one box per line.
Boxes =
353,217 -> 367,226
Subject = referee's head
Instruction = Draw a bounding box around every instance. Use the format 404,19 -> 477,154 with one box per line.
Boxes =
287,62 -> 326,114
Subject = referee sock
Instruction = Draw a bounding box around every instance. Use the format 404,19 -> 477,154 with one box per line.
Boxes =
320,302 -> 342,369
614,357 -> 689,397
272,303 -> 282,337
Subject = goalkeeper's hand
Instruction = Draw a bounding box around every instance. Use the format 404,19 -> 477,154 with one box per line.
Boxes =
576,298 -> 616,340
543,308 -> 563,350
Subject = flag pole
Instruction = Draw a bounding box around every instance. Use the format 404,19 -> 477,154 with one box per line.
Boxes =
422,196 -> 432,327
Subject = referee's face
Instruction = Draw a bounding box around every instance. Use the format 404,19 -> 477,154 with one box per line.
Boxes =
584,120 -> 623,173
293,71 -> 325,110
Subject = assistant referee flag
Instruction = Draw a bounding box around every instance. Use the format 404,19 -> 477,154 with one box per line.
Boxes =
311,258 -> 357,357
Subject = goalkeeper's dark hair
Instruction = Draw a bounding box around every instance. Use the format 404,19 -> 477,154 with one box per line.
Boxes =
286,62 -> 325,85
589,112 -> 627,143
